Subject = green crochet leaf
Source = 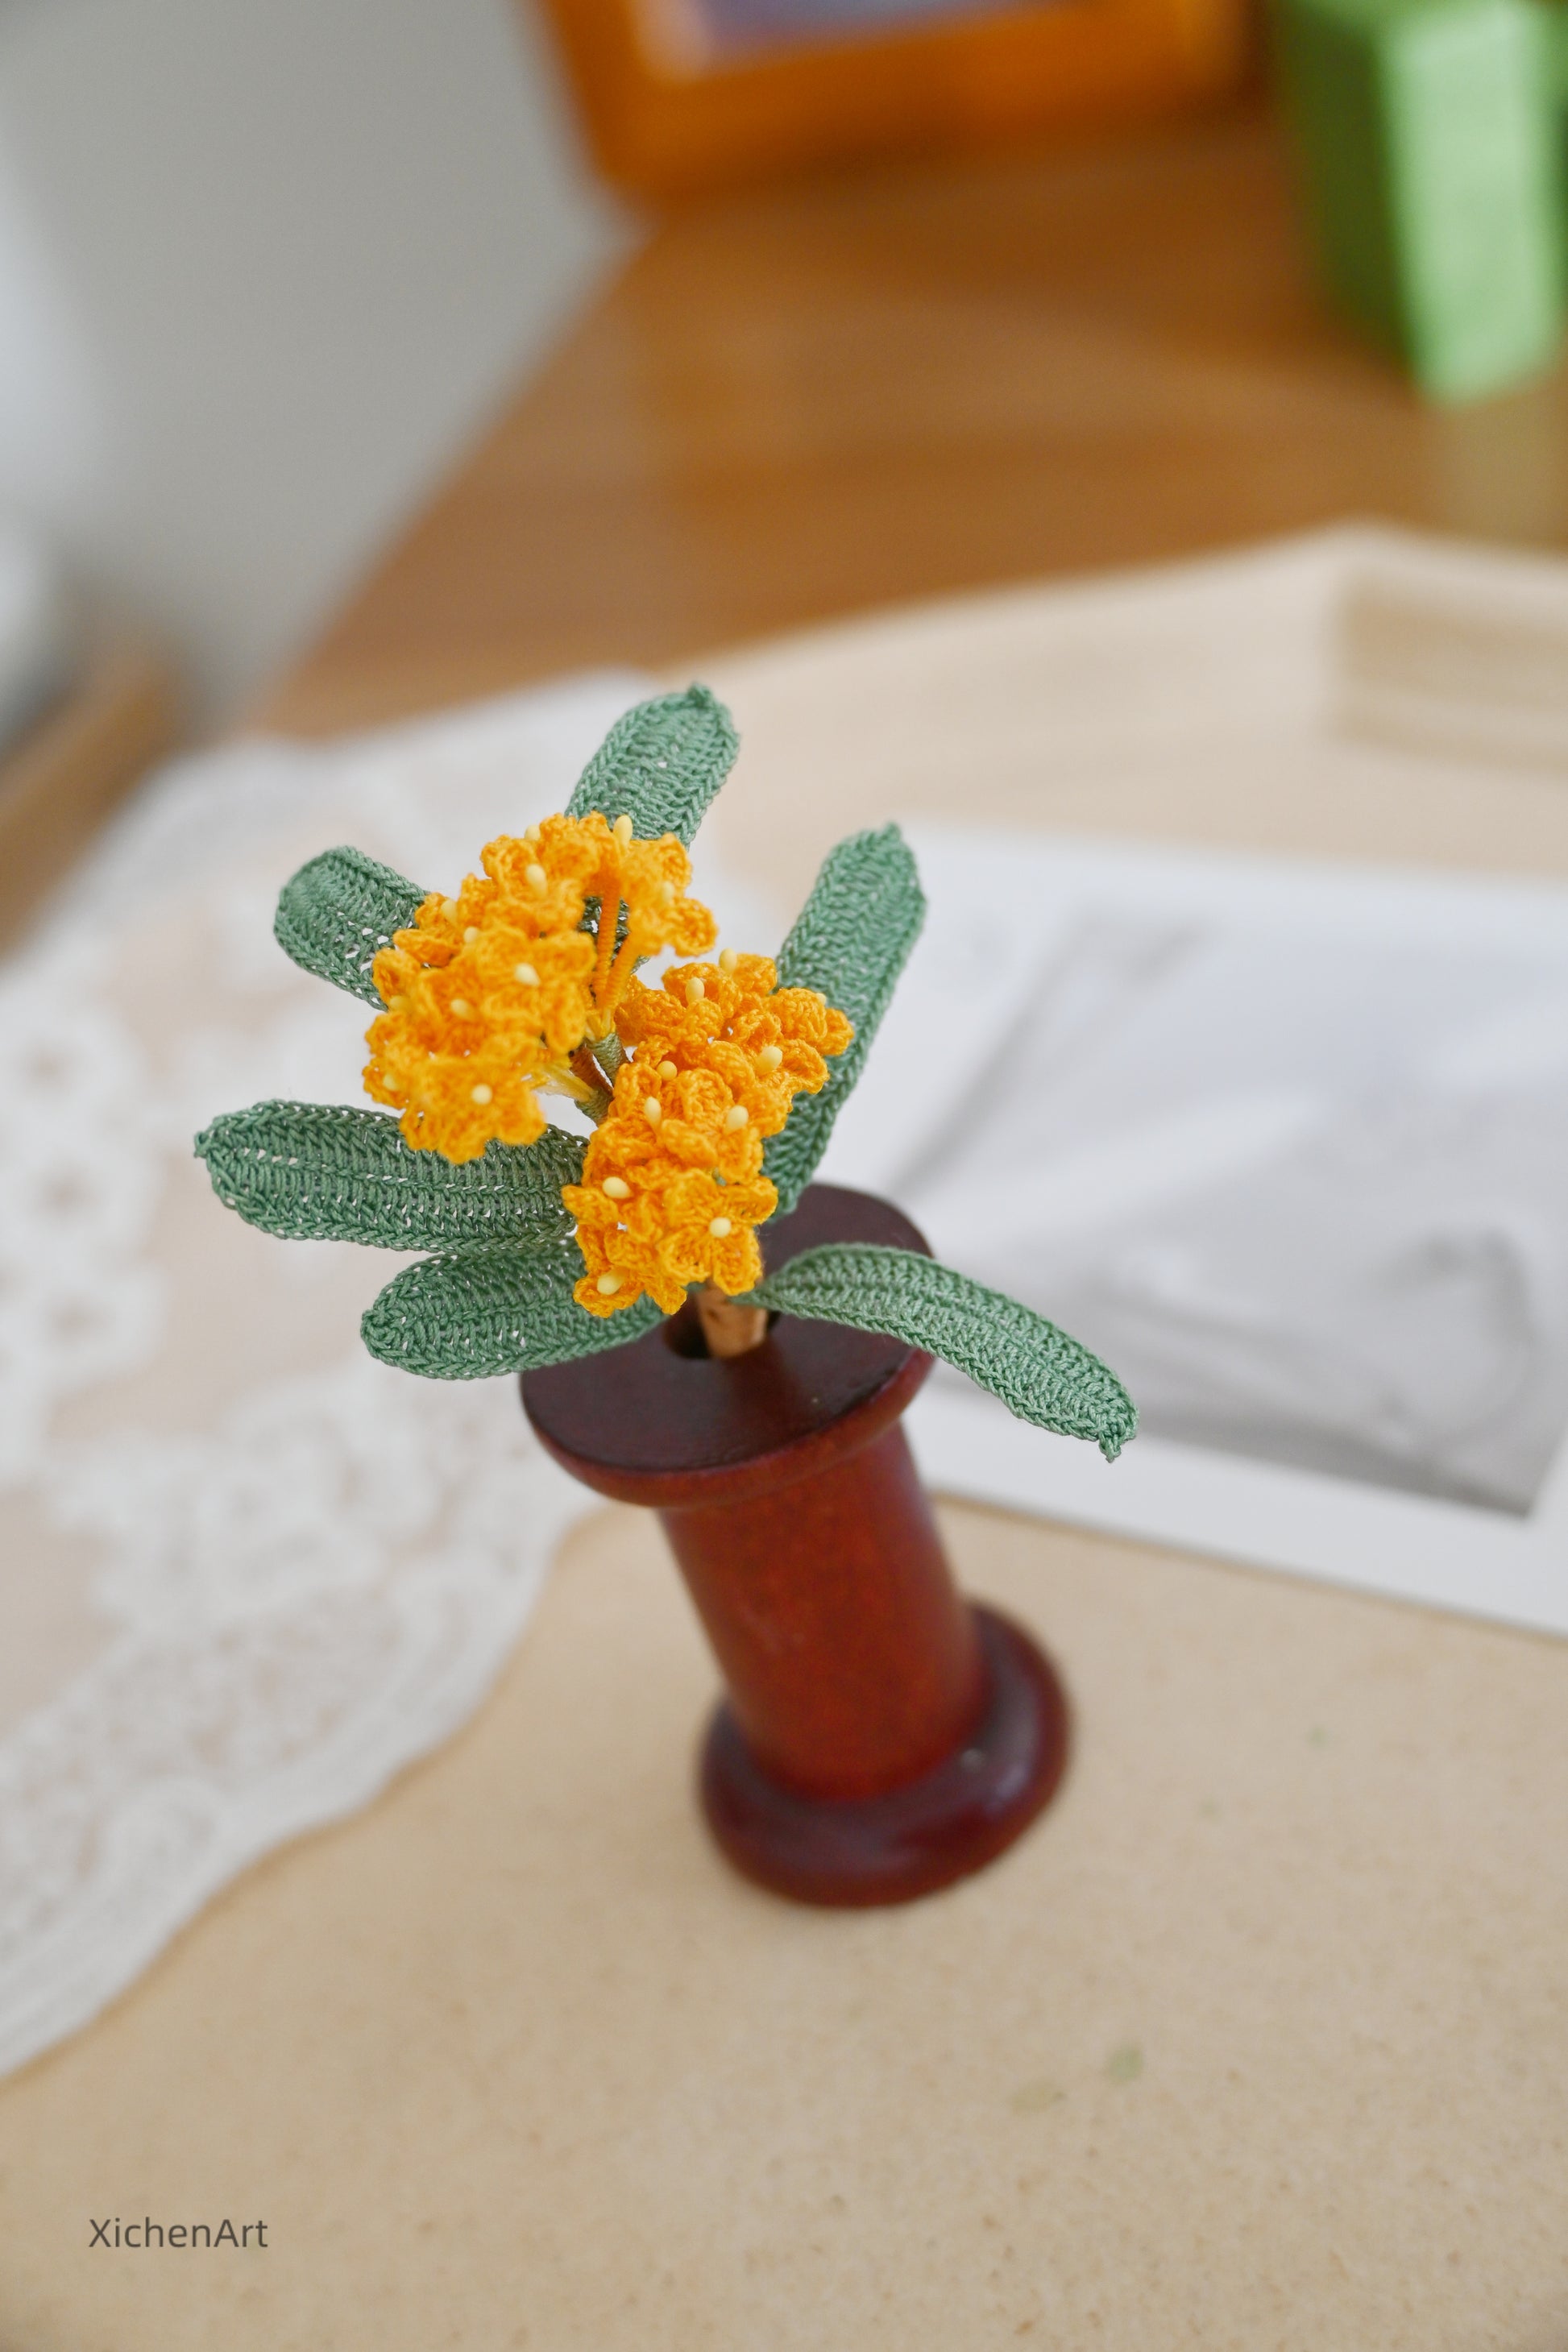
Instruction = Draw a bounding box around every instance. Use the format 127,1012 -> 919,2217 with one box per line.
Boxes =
274,845 -> 427,1005
765,826 -> 925,1215
752,1244 -> 1136,1462
195,1102 -> 582,1252
361,1241 -> 662,1379
566,685 -> 738,847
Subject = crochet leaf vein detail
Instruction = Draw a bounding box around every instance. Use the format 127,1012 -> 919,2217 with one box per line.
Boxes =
753,1244 -> 1137,1460
361,1242 -> 662,1379
195,1104 -> 583,1253
274,845 -> 427,1006
765,826 -> 925,1213
566,685 -> 738,847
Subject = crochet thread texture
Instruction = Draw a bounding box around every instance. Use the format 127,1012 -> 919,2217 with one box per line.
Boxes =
566,684 -> 737,846
274,845 -> 425,1006
765,826 -> 925,1214
361,1241 -> 662,1378
753,1243 -> 1137,1460
197,686 -> 1136,1452
195,1103 -> 582,1253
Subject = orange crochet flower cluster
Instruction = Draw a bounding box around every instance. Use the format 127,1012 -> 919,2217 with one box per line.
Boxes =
562,954 -> 854,1317
363,813 -> 716,1161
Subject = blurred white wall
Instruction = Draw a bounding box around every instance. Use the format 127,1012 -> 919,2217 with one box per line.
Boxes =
0,0 -> 632,717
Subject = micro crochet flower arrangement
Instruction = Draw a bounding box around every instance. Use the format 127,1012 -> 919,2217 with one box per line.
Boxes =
196,687 -> 1135,1461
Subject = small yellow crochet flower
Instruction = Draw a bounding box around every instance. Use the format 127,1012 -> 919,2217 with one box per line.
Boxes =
562,1053 -> 769,1317
361,807 -> 850,1309
658,1170 -> 778,1292
562,954 -> 853,1317
363,812 -> 715,1162
616,956 -> 852,1118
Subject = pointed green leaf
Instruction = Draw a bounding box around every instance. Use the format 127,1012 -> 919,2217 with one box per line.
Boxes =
362,1241 -> 661,1379
566,685 -> 738,846
765,825 -> 925,1214
752,1244 -> 1136,1461
195,1102 -> 582,1252
274,845 -> 428,1004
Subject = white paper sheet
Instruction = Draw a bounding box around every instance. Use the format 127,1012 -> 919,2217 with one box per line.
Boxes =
819,824 -> 1568,1633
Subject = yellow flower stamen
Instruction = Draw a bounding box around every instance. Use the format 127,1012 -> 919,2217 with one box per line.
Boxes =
593,879 -> 621,1009
599,931 -> 641,1021
603,1176 -> 631,1200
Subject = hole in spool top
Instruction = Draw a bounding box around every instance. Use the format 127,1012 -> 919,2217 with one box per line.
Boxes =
662,1297 -> 711,1359
661,1297 -> 780,1359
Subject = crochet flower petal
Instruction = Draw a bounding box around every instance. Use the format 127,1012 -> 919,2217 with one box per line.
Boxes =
711,1227 -> 764,1295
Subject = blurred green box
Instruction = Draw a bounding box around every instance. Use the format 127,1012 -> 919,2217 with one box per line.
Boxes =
1274,0 -> 1565,401
1544,0 -> 1568,103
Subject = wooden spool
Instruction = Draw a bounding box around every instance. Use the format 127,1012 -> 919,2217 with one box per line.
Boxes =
522,1184 -> 1068,1905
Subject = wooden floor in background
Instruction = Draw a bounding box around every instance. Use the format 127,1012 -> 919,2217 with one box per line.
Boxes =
0,635 -> 179,931
264,101 -> 1568,737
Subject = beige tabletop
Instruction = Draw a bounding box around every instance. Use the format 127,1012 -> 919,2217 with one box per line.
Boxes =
8,541 -> 1568,2348
10,1500 -> 1567,2351
7,105 -> 1568,2351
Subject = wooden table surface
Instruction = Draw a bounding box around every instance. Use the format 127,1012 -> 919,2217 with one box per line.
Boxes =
266,98 -> 1568,738
1,634 -> 178,935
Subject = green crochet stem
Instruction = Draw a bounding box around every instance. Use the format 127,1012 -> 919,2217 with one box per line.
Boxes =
274,845 -> 425,1006
566,683 -> 738,845
751,1244 -> 1136,1462
361,1242 -> 662,1378
195,1103 -> 582,1253
765,824 -> 925,1215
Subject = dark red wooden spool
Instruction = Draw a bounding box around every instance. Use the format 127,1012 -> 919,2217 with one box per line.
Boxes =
522,1183 -> 1068,1906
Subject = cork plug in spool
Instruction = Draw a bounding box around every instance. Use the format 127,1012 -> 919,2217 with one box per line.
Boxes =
523,1184 -> 1069,1905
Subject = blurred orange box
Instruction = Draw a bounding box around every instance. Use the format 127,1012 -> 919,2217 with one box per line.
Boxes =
536,0 -> 1255,197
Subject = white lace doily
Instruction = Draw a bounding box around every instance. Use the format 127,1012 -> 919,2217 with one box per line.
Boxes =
0,670 -> 773,2080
